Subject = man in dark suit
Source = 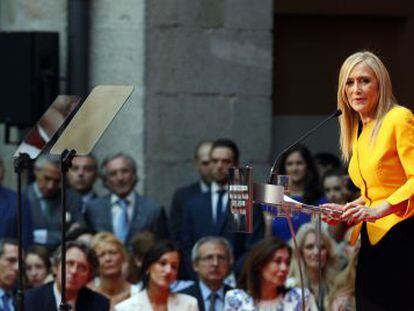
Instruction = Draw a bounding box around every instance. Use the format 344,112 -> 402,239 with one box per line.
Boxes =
67,154 -> 99,212
0,157 -> 33,248
180,236 -> 233,311
24,155 -> 82,250
83,153 -> 168,247
25,241 -> 109,310
170,140 -> 213,243
181,139 -> 264,279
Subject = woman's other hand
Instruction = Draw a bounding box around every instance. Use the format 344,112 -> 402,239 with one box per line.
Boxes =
321,203 -> 345,225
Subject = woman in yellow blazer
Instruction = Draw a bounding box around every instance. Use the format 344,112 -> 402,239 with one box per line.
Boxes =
323,51 -> 414,310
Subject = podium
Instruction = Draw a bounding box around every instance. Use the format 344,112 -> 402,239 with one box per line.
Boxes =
228,166 -> 343,310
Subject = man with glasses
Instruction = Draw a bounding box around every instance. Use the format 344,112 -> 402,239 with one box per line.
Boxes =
0,239 -> 18,311
180,237 -> 233,311
170,140 -> 213,244
25,241 -> 109,310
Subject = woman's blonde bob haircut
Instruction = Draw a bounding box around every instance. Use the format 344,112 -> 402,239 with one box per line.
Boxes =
337,51 -> 398,162
90,231 -> 127,260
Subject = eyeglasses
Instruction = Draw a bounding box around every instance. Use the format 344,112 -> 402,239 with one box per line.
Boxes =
198,254 -> 229,264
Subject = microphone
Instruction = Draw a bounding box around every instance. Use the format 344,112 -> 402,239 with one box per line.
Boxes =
267,109 -> 342,184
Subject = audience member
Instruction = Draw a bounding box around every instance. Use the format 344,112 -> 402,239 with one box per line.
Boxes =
66,225 -> 96,246
288,223 -> 338,310
90,232 -> 139,310
170,140 -> 213,244
0,156 -> 33,248
128,231 -> 156,284
224,237 -> 317,310
313,152 -> 343,179
336,226 -> 360,271
322,169 -> 350,242
181,139 -> 264,279
25,245 -> 53,288
180,236 -> 233,311
83,153 -> 168,247
24,155 -> 81,250
328,244 -> 359,311
115,240 -> 198,311
25,241 -> 110,310
67,155 -> 99,211
0,239 -> 18,311
273,144 -> 326,241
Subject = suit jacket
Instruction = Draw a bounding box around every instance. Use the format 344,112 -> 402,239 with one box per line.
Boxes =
0,186 -> 33,248
170,181 -> 206,244
24,183 -> 82,250
24,282 -> 110,311
181,192 -> 264,279
83,192 -> 168,247
179,283 -> 233,311
114,290 -> 198,311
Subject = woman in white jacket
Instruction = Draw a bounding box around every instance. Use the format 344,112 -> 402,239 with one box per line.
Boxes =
115,240 -> 198,311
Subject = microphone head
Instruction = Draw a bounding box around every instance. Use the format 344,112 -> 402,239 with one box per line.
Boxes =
334,109 -> 342,117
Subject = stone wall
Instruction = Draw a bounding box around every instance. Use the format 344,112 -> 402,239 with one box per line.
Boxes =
145,0 -> 274,210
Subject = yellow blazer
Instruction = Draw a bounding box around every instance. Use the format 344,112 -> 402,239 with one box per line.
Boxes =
348,106 -> 414,245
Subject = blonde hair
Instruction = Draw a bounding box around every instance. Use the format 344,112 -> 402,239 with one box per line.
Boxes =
91,232 -> 126,260
288,222 -> 338,308
337,51 -> 398,162
327,244 -> 359,310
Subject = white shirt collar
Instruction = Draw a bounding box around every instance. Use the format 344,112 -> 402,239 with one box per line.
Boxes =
53,282 -> 76,311
199,180 -> 210,193
211,182 -> 227,193
110,191 -> 135,206
199,280 -> 224,301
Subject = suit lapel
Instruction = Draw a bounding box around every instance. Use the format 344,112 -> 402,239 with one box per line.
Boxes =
216,201 -> 230,235
104,197 -> 114,231
202,194 -> 215,232
195,284 -> 206,311
127,193 -> 142,239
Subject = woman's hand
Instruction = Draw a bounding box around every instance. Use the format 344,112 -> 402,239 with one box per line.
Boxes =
321,203 -> 345,225
341,202 -> 383,225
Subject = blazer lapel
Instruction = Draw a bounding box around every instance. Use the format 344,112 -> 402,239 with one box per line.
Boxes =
216,201 -> 230,235
127,193 -> 142,239
103,197 -> 114,231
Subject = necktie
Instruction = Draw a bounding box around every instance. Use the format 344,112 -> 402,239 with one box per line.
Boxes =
1,292 -> 11,311
216,190 -> 226,228
209,292 -> 217,311
115,199 -> 129,242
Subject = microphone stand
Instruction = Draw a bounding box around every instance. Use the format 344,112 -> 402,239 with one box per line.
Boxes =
59,149 -> 76,311
266,109 -> 342,309
13,153 -> 31,311
267,109 -> 342,184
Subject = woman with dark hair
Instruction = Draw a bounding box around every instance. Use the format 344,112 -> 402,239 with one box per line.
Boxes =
224,237 -> 317,310
114,240 -> 198,311
272,144 -> 326,241
25,245 -> 53,288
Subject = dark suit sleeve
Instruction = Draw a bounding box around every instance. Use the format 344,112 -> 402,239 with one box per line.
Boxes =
180,201 -> 197,279
154,206 -> 169,239
169,190 -> 183,243
234,203 -> 264,274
